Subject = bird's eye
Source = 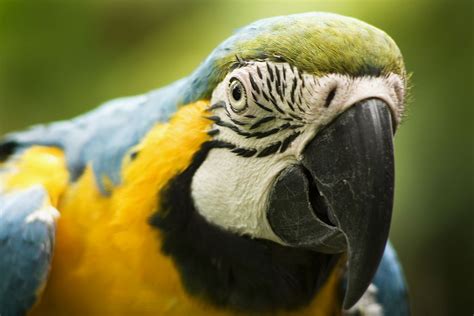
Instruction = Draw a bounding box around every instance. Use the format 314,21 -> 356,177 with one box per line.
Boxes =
228,78 -> 247,113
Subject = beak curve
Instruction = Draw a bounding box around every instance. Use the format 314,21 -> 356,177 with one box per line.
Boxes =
267,98 -> 395,309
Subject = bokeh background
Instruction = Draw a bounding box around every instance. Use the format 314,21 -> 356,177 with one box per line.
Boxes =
0,0 -> 472,314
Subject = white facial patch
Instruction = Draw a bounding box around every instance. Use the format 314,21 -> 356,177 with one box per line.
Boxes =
191,61 -> 405,242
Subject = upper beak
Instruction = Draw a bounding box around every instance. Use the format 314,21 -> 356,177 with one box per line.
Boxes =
267,98 -> 395,309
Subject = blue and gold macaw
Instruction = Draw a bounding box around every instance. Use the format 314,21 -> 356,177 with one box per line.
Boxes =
0,13 -> 409,316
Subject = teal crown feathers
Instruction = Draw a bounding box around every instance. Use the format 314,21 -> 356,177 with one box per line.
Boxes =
184,12 -> 406,104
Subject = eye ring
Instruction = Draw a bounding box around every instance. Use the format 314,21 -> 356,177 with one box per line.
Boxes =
228,78 -> 247,113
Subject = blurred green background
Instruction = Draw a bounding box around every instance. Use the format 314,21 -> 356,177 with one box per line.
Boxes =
0,0 -> 472,314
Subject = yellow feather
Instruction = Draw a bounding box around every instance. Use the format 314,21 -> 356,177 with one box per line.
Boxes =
1,146 -> 68,206
0,101 -> 342,315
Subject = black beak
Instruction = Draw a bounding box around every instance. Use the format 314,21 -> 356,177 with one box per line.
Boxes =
267,98 -> 395,309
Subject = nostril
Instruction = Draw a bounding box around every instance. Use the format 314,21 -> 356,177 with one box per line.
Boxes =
302,168 -> 335,227
324,87 -> 337,108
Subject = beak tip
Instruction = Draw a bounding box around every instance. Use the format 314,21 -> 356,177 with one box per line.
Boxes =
343,299 -> 355,311
341,277 -> 364,310
342,286 -> 363,310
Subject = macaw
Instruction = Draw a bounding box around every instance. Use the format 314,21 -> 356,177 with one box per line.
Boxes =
0,12 -> 410,316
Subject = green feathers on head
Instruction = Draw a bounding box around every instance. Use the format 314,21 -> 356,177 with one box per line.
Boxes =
186,12 -> 405,103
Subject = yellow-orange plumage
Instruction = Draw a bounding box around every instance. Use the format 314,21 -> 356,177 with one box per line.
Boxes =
0,101 -> 341,315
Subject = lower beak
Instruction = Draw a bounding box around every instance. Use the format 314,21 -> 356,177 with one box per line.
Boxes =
267,98 -> 395,309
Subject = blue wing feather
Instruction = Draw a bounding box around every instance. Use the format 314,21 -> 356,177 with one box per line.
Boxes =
372,242 -> 410,315
1,79 -> 187,194
0,186 -> 57,316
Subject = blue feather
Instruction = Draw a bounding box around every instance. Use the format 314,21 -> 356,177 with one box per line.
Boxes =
1,79 -> 187,194
372,242 -> 410,315
0,186 -> 56,316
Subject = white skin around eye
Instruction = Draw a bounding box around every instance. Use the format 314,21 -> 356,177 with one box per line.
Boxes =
192,61 -> 405,242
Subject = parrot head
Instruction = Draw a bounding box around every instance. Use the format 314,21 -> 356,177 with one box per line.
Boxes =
156,12 -> 407,310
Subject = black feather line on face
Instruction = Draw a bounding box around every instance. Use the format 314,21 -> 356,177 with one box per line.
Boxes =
297,92 -> 303,108
229,118 -> 247,126
248,74 -> 260,94
288,124 -> 304,130
288,113 -> 303,121
232,147 -> 258,157
208,101 -> 227,111
295,100 -> 306,113
266,62 -> 274,82
257,66 -> 263,79
286,100 -> 296,112
279,122 -> 291,130
297,68 -> 304,82
280,132 -> 301,153
290,77 -> 298,104
255,101 -> 274,113
273,82 -> 284,104
268,93 -> 285,114
206,116 -> 222,123
250,116 -> 276,130
150,142 -> 339,312
248,127 -> 281,139
252,93 -> 273,113
281,80 -> 287,97
209,140 -> 236,150
324,87 -> 337,108
291,65 -> 297,75
266,77 -> 273,95
214,120 -> 251,137
207,129 -> 220,136
275,69 -> 284,102
261,90 -> 271,102
257,141 -> 281,157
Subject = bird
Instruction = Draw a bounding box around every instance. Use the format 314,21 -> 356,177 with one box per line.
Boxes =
0,12 -> 410,316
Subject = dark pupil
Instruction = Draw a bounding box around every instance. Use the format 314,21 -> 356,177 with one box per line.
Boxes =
232,84 -> 242,101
